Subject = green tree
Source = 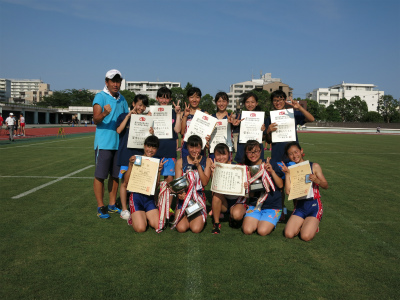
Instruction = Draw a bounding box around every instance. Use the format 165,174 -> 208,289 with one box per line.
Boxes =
348,96 -> 368,122
305,99 -> 319,119
120,90 -> 136,106
325,104 -> 341,122
199,94 -> 216,114
171,86 -> 186,110
317,104 -> 327,121
251,89 -> 271,113
38,89 -> 95,108
334,98 -> 350,121
362,111 -> 384,122
377,95 -> 400,123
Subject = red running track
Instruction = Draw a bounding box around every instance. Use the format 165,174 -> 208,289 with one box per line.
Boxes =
0,126 -> 96,140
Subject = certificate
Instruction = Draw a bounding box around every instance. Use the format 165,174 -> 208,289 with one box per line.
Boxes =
239,111 -> 265,143
270,109 -> 296,143
287,160 -> 313,200
211,163 -> 246,196
127,114 -> 153,149
184,110 -> 218,149
127,156 -> 160,195
149,105 -> 173,139
209,119 -> 233,153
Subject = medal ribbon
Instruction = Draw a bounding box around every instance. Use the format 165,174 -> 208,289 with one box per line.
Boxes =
156,181 -> 170,233
171,171 -> 206,229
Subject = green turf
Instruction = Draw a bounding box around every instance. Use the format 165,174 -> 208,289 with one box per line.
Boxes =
1,133 -> 399,299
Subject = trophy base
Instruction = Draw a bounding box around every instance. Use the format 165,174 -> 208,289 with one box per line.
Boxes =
186,202 -> 203,217
250,181 -> 265,192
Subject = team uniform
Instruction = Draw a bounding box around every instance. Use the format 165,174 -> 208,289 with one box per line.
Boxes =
177,155 -> 207,210
155,110 -> 178,177
209,113 -> 233,161
181,111 -> 205,160
115,112 -> 144,178
244,162 -> 284,227
291,162 -> 323,221
233,112 -> 266,164
266,110 -> 306,165
93,89 -> 129,179
129,193 -> 157,214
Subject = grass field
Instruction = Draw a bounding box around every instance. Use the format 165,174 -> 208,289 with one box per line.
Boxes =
1,132 -> 399,300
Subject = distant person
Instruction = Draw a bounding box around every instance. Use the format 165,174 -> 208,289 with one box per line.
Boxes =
0,113 -> 3,129
5,112 -> 15,142
376,126 -> 381,134
19,113 -> 25,136
93,69 -> 129,219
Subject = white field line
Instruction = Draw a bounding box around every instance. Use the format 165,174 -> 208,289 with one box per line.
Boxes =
0,136 -> 92,149
313,152 -> 400,155
1,176 -> 93,179
11,165 -> 94,199
185,235 -> 202,300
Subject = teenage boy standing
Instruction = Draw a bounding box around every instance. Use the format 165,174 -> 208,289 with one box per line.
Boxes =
93,69 -> 129,219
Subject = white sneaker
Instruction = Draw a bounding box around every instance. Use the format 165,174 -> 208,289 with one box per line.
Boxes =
120,210 -> 130,220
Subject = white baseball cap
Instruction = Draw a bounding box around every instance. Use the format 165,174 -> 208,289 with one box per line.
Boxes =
105,69 -> 122,79
10,113 -> 14,115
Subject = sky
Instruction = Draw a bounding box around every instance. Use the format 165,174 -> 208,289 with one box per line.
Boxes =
0,0 -> 399,100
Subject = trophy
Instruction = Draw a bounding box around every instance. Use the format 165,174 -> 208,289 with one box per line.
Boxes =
248,165 -> 265,192
168,173 -> 203,217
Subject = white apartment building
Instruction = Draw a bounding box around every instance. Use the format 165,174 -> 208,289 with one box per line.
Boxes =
121,79 -> 180,99
227,73 -> 282,111
307,82 -> 383,112
10,79 -> 43,99
0,79 -> 12,101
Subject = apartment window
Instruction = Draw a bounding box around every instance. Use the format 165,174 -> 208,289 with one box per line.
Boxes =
235,85 -> 243,88
279,86 -> 283,90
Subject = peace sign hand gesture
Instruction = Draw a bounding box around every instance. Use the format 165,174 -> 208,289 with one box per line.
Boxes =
183,102 -> 190,117
173,100 -> 181,114
285,96 -> 300,109
229,113 -> 245,126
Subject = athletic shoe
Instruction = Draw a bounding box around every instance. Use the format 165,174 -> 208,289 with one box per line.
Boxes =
108,204 -> 121,214
120,210 -> 130,220
212,223 -> 221,234
97,206 -> 110,219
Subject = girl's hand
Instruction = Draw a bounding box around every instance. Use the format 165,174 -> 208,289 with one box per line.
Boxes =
149,127 -> 154,135
261,124 -> 266,131
229,114 -> 245,126
147,111 -> 152,116
205,135 -> 211,149
267,123 -> 278,134
285,97 -> 300,109
192,154 -> 201,167
309,174 -> 318,183
128,155 -> 136,165
209,158 -> 215,174
244,182 -> 249,189
159,158 -> 167,172
173,100 -> 181,114
129,107 -> 137,116
183,102 -> 190,117
264,157 -> 273,173
177,191 -> 187,200
280,161 -> 290,174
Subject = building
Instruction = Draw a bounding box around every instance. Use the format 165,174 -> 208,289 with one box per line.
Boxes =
121,79 -> 180,99
0,78 -> 53,104
227,73 -> 292,111
306,82 -> 383,111
0,79 -> 12,102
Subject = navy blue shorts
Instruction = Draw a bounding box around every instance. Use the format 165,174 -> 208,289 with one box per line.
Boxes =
94,148 -> 119,179
293,199 -> 323,221
129,193 -> 157,213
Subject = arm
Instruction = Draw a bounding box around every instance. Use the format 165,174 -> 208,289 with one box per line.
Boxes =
116,109 -> 134,134
93,104 -> 112,125
173,101 -> 182,134
286,97 -> 315,122
310,163 -> 328,189
280,162 -> 291,195
264,159 -> 283,189
180,102 -> 190,136
175,158 -> 183,179
193,156 -> 211,187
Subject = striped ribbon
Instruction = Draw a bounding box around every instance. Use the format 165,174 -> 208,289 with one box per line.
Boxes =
156,181 -> 170,233
170,171 -> 206,229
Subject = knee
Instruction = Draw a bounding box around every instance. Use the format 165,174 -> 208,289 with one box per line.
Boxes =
258,227 -> 273,236
176,223 -> 189,233
190,223 -> 204,234
133,225 -> 147,233
300,232 -> 315,242
231,210 -> 244,221
284,229 -> 296,239
242,226 -> 254,235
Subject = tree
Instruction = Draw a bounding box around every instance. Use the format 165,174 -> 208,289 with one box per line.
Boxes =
362,111 -> 384,123
377,95 -> 400,123
325,104 -> 341,122
38,89 -> 95,108
171,86 -> 186,110
120,90 -> 136,106
305,99 -> 319,119
333,98 -> 350,121
250,89 -> 271,113
199,94 -> 216,114
348,96 -> 368,122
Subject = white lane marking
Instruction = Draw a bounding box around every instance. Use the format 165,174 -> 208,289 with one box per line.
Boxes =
1,176 -> 93,179
0,136 -> 93,149
185,235 -> 202,300
11,165 -> 94,199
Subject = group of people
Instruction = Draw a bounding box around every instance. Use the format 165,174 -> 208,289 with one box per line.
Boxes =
93,69 -> 329,242
1,112 -> 25,141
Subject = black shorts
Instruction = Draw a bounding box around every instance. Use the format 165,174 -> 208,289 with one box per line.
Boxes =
94,148 -> 119,179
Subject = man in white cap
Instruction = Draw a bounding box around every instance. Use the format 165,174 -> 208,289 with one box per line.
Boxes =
93,69 -> 129,219
5,112 -> 15,142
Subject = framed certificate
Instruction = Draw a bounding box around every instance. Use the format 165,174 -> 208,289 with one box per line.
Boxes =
211,162 -> 246,196
209,119 -> 233,153
287,160 -> 313,200
270,109 -> 296,143
239,111 -> 265,143
127,115 -> 153,149
127,156 -> 160,196
184,110 -> 218,149
149,105 -> 173,139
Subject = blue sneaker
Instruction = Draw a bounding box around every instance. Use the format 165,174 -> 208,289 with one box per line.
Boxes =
97,206 -> 110,219
108,204 -> 121,214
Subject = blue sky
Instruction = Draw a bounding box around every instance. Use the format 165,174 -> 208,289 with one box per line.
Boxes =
0,0 -> 399,99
